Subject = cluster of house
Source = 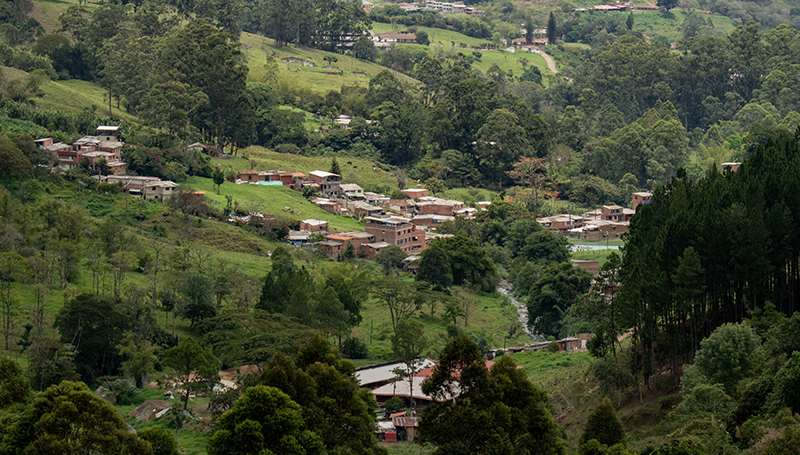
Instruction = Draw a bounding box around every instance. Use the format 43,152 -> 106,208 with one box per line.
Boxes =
576,2 -> 660,11
372,32 -> 419,46
33,126 -> 190,204
358,334 -> 592,441
236,167 -> 487,260
104,176 -> 179,202
289,214 -> 453,261
35,126 -> 127,175
536,192 -> 653,242
373,0 -> 481,15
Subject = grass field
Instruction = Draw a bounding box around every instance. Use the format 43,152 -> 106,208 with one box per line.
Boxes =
185,175 -> 367,232
1,66 -> 138,122
30,0 -> 100,33
371,22 -> 553,80
631,10 -> 737,43
239,33 -> 420,93
225,145 -> 399,190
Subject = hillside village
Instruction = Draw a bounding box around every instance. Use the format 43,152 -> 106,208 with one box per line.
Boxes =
33,126 -> 654,271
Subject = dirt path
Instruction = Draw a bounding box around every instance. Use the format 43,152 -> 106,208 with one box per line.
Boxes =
540,50 -> 558,74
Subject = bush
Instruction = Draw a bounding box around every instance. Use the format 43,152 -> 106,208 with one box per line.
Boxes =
384,396 -> 405,414
694,322 -> 760,394
581,397 -> 626,447
105,378 -> 139,405
341,337 -> 369,359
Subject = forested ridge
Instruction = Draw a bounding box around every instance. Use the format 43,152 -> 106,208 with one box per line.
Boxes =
3,0 -> 800,453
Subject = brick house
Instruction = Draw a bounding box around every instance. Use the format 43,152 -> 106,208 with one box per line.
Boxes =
362,241 -> 393,261
631,192 -> 652,210
322,231 -> 375,259
415,197 -> 464,216
299,219 -> 329,232
400,188 -> 428,199
237,170 -> 294,185
601,205 -> 634,222
410,214 -> 453,230
571,260 -> 599,276
308,170 -> 341,197
365,215 -> 427,255
312,198 -> 344,215
537,214 -> 583,233
567,220 -> 628,241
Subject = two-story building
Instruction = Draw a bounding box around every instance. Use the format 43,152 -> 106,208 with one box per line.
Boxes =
341,183 -> 365,200
308,170 -> 341,198
144,180 -> 178,202
104,175 -> 176,202
601,205 -> 634,222
631,192 -> 652,210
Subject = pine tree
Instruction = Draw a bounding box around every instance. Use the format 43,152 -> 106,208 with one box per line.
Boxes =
547,12 -> 556,45
580,397 -> 626,446
525,15 -> 534,45
626,12 -> 634,30
330,157 -> 341,176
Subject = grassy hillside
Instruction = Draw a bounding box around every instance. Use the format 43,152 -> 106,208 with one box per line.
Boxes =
42,79 -> 140,122
631,10 -> 737,43
509,348 -> 681,452
2,66 -> 138,122
185,175 -> 367,232
240,33 -> 420,93
30,0 -> 100,34
371,22 -> 552,79
221,146 -> 399,190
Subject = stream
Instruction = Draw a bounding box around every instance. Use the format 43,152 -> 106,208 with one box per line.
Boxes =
497,280 -> 545,342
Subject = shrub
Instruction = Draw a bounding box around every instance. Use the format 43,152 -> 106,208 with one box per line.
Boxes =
581,397 -> 626,446
105,378 -> 139,405
384,396 -> 405,414
341,337 -> 369,359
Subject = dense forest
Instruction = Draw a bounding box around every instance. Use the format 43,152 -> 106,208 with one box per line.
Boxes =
3,0 -> 800,453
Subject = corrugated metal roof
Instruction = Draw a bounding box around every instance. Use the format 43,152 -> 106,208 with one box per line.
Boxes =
355,359 -> 435,387
393,417 -> 418,427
